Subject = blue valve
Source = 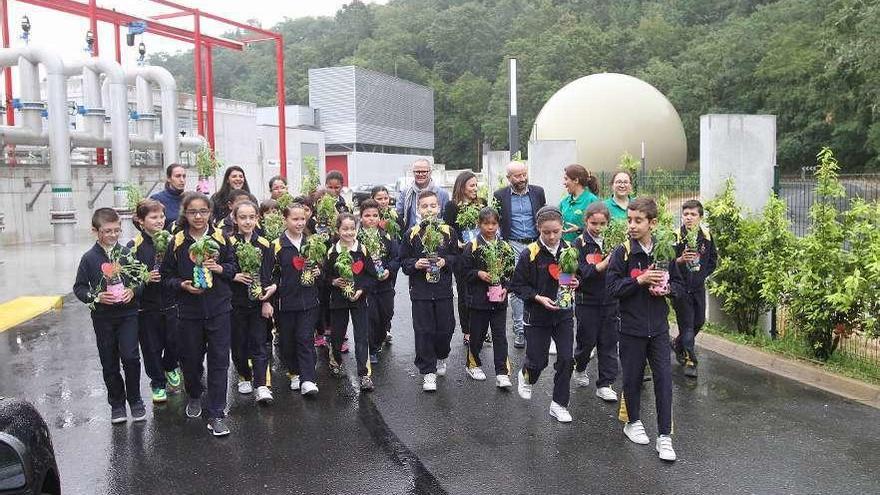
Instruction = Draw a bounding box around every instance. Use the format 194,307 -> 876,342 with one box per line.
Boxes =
129,110 -> 139,121
77,105 -> 86,115
11,98 -> 21,110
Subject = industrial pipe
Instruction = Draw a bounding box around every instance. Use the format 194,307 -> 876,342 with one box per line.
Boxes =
124,65 -> 179,166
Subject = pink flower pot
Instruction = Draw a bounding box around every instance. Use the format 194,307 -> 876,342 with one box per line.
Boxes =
487,285 -> 506,302
559,273 -> 574,286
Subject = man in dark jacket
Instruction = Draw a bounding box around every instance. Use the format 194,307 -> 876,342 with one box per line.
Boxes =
492,161 -> 546,348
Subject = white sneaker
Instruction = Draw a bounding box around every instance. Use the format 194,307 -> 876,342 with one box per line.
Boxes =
496,375 -> 512,389
549,340 -> 557,355
289,375 -> 301,391
517,369 -> 532,400
423,373 -> 437,392
590,347 -> 597,359
656,435 -> 677,462
300,381 -> 319,396
237,380 -> 253,394
623,420 -> 650,445
436,359 -> 447,377
466,367 -> 487,381
595,386 -> 618,402
573,370 -> 590,388
255,386 -> 273,404
549,401 -> 572,423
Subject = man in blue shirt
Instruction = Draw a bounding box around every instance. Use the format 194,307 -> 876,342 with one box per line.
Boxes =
396,158 -> 450,231
493,161 -> 546,348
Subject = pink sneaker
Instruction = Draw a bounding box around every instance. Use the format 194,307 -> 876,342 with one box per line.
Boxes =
340,340 -> 350,353
314,336 -> 327,347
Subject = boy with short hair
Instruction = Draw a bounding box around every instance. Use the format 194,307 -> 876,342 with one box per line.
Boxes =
73,208 -> 147,424
606,197 -> 683,462
672,199 -> 717,377
325,171 -> 351,213
400,190 -> 458,392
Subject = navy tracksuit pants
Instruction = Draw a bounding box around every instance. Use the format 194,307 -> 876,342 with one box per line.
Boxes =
277,308 -> 319,383
467,308 -> 510,375
369,290 -> 395,354
231,307 -> 270,388
673,290 -> 706,364
412,299 -> 455,374
93,314 -> 142,408
137,308 -> 179,390
574,304 -> 619,388
178,313 -> 231,419
522,317 -> 574,406
329,304 -> 371,377
618,332 -> 673,435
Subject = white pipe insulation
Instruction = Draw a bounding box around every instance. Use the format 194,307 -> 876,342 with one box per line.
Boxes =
0,47 -> 74,244
124,65 -> 181,166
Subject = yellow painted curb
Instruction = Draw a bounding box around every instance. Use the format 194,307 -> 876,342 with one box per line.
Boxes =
0,296 -> 64,332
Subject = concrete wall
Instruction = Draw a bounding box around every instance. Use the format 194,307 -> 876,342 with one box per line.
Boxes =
483,150 -> 511,193
343,152 -> 428,188
527,139 -> 578,205
212,101 -> 261,199
258,125 -> 326,197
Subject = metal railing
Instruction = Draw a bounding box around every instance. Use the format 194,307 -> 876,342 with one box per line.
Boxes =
777,174 -> 880,237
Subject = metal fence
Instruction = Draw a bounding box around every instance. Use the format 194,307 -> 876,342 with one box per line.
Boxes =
777,174 -> 880,237
776,307 -> 880,370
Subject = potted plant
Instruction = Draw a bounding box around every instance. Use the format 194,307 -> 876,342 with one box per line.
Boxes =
555,246 -> 579,309
421,219 -> 444,284
301,156 -> 320,196
188,236 -> 220,289
359,227 -> 387,279
195,146 -> 221,194
262,212 -> 284,242
334,248 -> 357,300
98,247 -> 150,305
684,224 -> 701,272
650,226 -> 677,296
235,241 -> 263,301
602,219 -> 628,257
379,207 -> 401,239
315,194 -> 338,237
482,240 -> 516,302
297,235 -> 328,287
151,229 -> 172,270
456,202 -> 482,243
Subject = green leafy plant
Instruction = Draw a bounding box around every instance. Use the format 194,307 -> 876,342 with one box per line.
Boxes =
316,194 -> 338,234
300,234 -> 328,286
653,226 -> 678,265
380,207 -> 401,239
556,246 -> 579,309
334,248 -> 356,299
684,225 -> 699,250
455,201 -> 481,231
262,212 -> 285,241
195,146 -> 221,178
301,156 -> 320,196
359,227 -> 385,260
482,240 -> 516,285
276,192 -> 294,210
602,219 -> 628,256
151,229 -> 172,268
90,246 -> 150,310
189,237 -> 219,289
125,184 -> 144,211
619,152 -> 640,195
421,219 -> 444,255
559,246 -> 579,274
235,242 -> 263,300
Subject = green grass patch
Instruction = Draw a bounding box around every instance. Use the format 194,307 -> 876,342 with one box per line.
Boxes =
702,323 -> 880,386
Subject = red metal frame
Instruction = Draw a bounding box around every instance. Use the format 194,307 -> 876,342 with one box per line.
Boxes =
1,0 -> 288,177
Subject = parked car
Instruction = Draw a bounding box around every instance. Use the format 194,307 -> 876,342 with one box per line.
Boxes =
0,397 -> 60,495
351,184 -> 397,209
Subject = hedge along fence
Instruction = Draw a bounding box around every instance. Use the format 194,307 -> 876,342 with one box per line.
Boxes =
707,147 -> 880,362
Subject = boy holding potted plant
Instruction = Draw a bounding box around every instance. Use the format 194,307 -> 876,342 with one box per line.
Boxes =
129,199 -> 182,405
510,206 -> 579,423
460,207 -> 516,388
74,208 -> 150,424
606,197 -> 683,461
672,199 -> 717,377
358,199 -> 400,364
400,190 -> 458,392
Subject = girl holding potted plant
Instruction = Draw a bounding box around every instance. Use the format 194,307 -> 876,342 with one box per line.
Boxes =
510,206 -> 579,423
442,171 -> 485,345
272,202 -> 324,396
358,199 -> 400,364
460,207 -> 517,388
129,199 -> 181,405
228,200 -> 276,404
324,213 -> 378,391
161,192 -> 237,437
571,202 -> 620,402
371,185 -> 402,240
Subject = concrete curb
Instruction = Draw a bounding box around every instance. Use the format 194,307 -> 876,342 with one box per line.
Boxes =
696,332 -> 880,410
0,296 -> 64,333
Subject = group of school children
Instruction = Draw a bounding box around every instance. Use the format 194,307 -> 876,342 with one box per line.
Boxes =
73,169 -> 717,462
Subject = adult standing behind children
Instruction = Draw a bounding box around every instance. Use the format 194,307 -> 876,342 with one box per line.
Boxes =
559,164 -> 600,244
493,161 -> 546,349
605,171 -> 634,222
211,166 -> 251,221
151,164 -> 187,230
396,158 -> 450,231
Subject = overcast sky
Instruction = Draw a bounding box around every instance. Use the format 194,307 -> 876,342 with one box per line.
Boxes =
6,0 -> 387,65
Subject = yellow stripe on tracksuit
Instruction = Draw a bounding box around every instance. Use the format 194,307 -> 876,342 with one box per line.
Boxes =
467,349 -> 478,369
618,392 -> 629,423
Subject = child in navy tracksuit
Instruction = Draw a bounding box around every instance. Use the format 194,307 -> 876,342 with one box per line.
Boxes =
161,192 -> 237,437
325,213 -> 378,391
460,207 -> 514,388
572,202 -> 620,402
272,202 -> 321,396
129,200 -> 181,405
73,208 -> 146,424
510,206 -> 577,423
606,197 -> 683,461
357,199 -> 400,364
672,200 -> 717,377
228,200 -> 275,404
400,190 -> 458,392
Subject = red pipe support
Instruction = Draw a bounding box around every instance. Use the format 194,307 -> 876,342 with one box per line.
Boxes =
193,10 -> 203,138
2,0 -> 14,126
204,43 -> 214,151
275,37 -> 287,178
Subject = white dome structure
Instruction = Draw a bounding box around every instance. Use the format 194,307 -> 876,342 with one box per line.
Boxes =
529,73 -> 687,173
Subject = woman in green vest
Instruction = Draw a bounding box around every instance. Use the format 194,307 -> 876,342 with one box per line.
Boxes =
559,164 -> 600,243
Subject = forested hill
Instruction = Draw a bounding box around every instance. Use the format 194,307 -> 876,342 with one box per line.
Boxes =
151,0 -> 880,172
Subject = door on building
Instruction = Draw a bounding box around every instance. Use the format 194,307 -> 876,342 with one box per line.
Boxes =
325,155 -> 349,185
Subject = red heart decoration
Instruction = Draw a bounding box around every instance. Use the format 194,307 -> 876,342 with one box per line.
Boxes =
586,253 -> 603,265
292,256 -> 306,271
378,219 -> 387,230
352,259 -> 364,275
548,263 -> 560,280
101,262 -> 115,277
630,268 -> 646,279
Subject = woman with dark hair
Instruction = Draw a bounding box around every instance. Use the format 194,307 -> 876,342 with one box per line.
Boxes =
211,166 -> 251,221
150,163 -> 187,230
268,175 -> 288,200
442,170 -> 484,345
605,171 -> 634,222
559,164 -> 599,243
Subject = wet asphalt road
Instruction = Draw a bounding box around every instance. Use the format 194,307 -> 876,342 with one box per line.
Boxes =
2,280 -> 880,495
